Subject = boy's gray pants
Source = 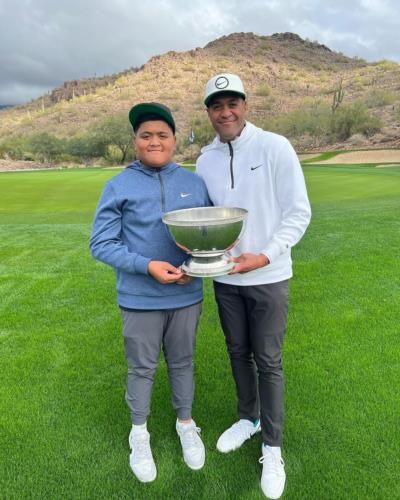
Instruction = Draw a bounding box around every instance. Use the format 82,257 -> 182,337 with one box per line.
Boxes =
120,302 -> 201,425
214,280 -> 289,447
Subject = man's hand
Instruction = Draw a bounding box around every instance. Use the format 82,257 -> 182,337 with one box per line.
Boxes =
148,261 -> 185,284
229,253 -> 269,274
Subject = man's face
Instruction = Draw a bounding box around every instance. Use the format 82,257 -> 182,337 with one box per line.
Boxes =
207,94 -> 247,143
134,120 -> 176,168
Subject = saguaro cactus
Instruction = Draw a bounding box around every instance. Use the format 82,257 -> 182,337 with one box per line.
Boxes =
332,78 -> 344,113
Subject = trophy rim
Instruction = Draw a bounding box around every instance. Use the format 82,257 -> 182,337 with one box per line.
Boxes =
162,206 -> 247,227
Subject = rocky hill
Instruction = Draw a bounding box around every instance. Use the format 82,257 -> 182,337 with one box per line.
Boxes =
1,32 -> 400,152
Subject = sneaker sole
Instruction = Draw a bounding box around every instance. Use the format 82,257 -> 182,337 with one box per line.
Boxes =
182,447 -> 205,470
131,467 -> 157,483
186,462 -> 205,470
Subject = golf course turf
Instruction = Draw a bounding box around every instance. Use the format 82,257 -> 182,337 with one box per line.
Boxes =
1,163 -> 399,499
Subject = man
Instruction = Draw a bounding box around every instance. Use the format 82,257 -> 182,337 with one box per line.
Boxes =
90,103 -> 210,483
196,74 -> 311,499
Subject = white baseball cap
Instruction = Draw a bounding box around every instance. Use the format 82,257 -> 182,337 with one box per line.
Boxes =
204,73 -> 246,106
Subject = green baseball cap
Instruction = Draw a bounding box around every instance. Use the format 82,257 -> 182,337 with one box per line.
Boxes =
129,102 -> 176,133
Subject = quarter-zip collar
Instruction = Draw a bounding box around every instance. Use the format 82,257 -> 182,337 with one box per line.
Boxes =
127,160 -> 179,212
127,159 -> 179,176
201,123 -> 254,190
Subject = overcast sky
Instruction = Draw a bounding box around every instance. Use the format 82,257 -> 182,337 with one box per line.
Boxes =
1,0 -> 399,104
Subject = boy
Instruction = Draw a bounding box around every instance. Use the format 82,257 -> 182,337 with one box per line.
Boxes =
90,102 -> 210,482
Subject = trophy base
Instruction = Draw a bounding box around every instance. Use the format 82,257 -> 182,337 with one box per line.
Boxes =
182,254 -> 234,277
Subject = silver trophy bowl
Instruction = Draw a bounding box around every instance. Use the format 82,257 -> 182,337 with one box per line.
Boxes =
162,206 -> 248,277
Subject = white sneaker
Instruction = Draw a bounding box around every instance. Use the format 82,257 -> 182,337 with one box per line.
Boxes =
128,426 -> 157,482
216,419 -> 261,453
176,420 -> 205,470
259,444 -> 286,499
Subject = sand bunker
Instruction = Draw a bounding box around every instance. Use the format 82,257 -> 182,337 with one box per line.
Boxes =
312,150 -> 400,164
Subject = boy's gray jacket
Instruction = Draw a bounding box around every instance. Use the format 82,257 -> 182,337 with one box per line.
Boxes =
90,161 -> 211,309
196,122 -> 311,285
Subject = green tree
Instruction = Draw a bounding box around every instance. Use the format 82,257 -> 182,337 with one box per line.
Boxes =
66,134 -> 106,163
27,133 -> 65,162
93,113 -> 133,163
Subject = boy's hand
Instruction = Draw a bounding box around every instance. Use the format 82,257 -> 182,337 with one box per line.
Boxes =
176,273 -> 193,285
148,261 -> 184,284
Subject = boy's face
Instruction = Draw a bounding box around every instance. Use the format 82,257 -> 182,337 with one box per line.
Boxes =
134,120 -> 176,168
207,95 -> 247,143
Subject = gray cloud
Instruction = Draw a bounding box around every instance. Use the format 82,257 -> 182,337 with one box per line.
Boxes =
0,0 -> 399,104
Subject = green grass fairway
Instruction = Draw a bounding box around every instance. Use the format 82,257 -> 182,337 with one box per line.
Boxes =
1,164 -> 399,499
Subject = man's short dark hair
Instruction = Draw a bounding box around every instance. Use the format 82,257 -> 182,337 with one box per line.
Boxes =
206,91 -> 246,108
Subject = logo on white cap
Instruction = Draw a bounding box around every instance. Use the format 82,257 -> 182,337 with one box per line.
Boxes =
204,73 -> 246,106
215,76 -> 229,90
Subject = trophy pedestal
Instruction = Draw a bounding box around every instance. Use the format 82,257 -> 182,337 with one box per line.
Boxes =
182,254 -> 234,277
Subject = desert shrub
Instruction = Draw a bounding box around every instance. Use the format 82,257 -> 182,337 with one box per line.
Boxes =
0,135 -> 29,160
256,83 -> 272,97
183,113 -> 215,149
175,138 -> 200,162
0,132 -> 68,162
264,100 -> 332,141
331,101 -> 381,140
311,62 -> 323,70
119,89 -> 133,99
217,43 -> 233,56
261,99 -> 381,144
351,75 -> 370,91
259,41 -> 271,51
114,75 -> 129,87
290,53 -> 303,62
95,85 -> 112,97
365,89 -> 396,108
373,59 -> 399,70
75,93 -> 96,104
